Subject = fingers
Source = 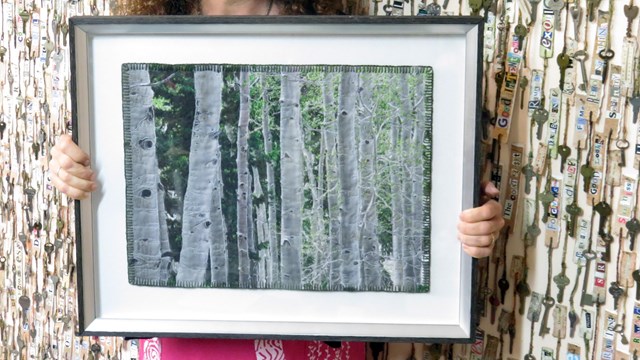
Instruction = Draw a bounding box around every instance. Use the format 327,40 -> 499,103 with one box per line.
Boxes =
49,135 -> 97,199
459,200 -> 504,225
462,243 -> 494,258
480,181 -> 500,204
457,233 -> 497,248
56,134 -> 91,166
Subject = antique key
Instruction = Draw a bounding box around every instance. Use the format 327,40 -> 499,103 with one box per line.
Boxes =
566,202 -> 583,237
553,272 -> 570,303
580,164 -> 595,192
627,218 -> 640,250
598,49 -> 615,82
499,270 -> 510,304
519,76 -> 529,109
625,1 -> 639,37
540,190 -> 555,222
632,269 -> 640,300
530,0 -> 542,21
515,23 -> 528,51
44,243 -> 55,264
580,250 -> 597,306
546,0 -> 565,30
557,52 -> 571,91
609,282 -> 624,310
558,145 -> 571,172
573,50 -> 589,91
18,295 -> 30,325
600,233 -> 614,262
630,94 -> 640,123
594,201 -> 613,236
539,296 -> 555,336
0,120 -> 6,140
522,162 -> 536,194
0,46 -> 6,62
617,139 -> 630,167
533,108 -> 550,140
517,279 -> 532,315
570,5 -> 582,41
568,309 -> 578,337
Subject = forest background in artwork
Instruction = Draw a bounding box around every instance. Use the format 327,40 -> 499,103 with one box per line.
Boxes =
122,63 -> 433,293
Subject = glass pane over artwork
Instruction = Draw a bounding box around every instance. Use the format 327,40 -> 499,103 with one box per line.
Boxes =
122,63 -> 433,293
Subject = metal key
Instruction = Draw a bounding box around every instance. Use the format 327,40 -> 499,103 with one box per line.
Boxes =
629,94 -> 640,123
568,309 -> 578,337
625,1 -> 639,37
572,50 -> 589,92
499,272 -> 510,304
617,139 -> 630,167
580,250 -> 597,306
519,76 -> 529,109
540,190 -> 555,222
557,52 -> 571,91
570,5 -> 582,41
18,295 -> 30,325
580,164 -> 595,193
539,296 -> 555,336
553,272 -> 570,303
546,0 -> 565,30
566,202 -> 583,237
517,279 -> 532,315
558,145 -> 571,172
0,120 -> 5,140
600,233 -> 614,262
598,48 -> 615,82
533,108 -> 550,140
522,162 -> 536,194
515,24 -> 528,51
627,218 -> 640,250
530,0 -> 542,21
609,282 -> 624,309
632,269 -> 640,300
594,201 -> 613,236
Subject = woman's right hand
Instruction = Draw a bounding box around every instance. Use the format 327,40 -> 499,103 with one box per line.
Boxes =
49,134 -> 97,199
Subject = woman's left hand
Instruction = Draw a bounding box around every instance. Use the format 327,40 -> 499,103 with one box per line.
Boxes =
457,181 -> 505,258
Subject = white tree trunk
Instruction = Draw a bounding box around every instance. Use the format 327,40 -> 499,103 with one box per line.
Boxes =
157,181 -> 172,281
337,71 -> 361,289
252,166 -> 268,285
390,111 -> 403,288
303,147 -> 325,286
128,66 -> 162,283
279,71 -> 304,287
260,74 -> 279,284
358,74 -> 381,289
177,67 -> 227,286
411,73 -> 427,285
237,71 -> 251,287
323,73 -> 342,288
400,73 -> 416,289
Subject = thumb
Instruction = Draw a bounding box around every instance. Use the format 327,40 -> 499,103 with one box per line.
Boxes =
482,181 -> 500,198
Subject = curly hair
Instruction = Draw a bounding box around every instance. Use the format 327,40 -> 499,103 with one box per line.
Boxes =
116,0 -> 368,16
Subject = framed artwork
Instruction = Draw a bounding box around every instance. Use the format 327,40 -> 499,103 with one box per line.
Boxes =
70,16 -> 483,341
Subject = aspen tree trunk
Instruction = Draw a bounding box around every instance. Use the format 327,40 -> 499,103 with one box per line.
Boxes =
390,104 -> 403,288
128,66 -> 162,283
337,71 -> 361,289
247,172 -> 257,287
237,71 -> 251,287
157,181 -> 172,281
303,147 -> 325,286
358,74 -> 381,289
252,167 -> 268,285
280,71 -> 304,288
400,73 -> 416,289
177,67 -> 227,286
411,73 -> 426,284
260,74 -> 279,284
323,73 -> 342,288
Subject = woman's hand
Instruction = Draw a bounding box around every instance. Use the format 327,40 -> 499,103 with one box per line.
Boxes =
49,134 -> 97,199
457,181 -> 505,258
